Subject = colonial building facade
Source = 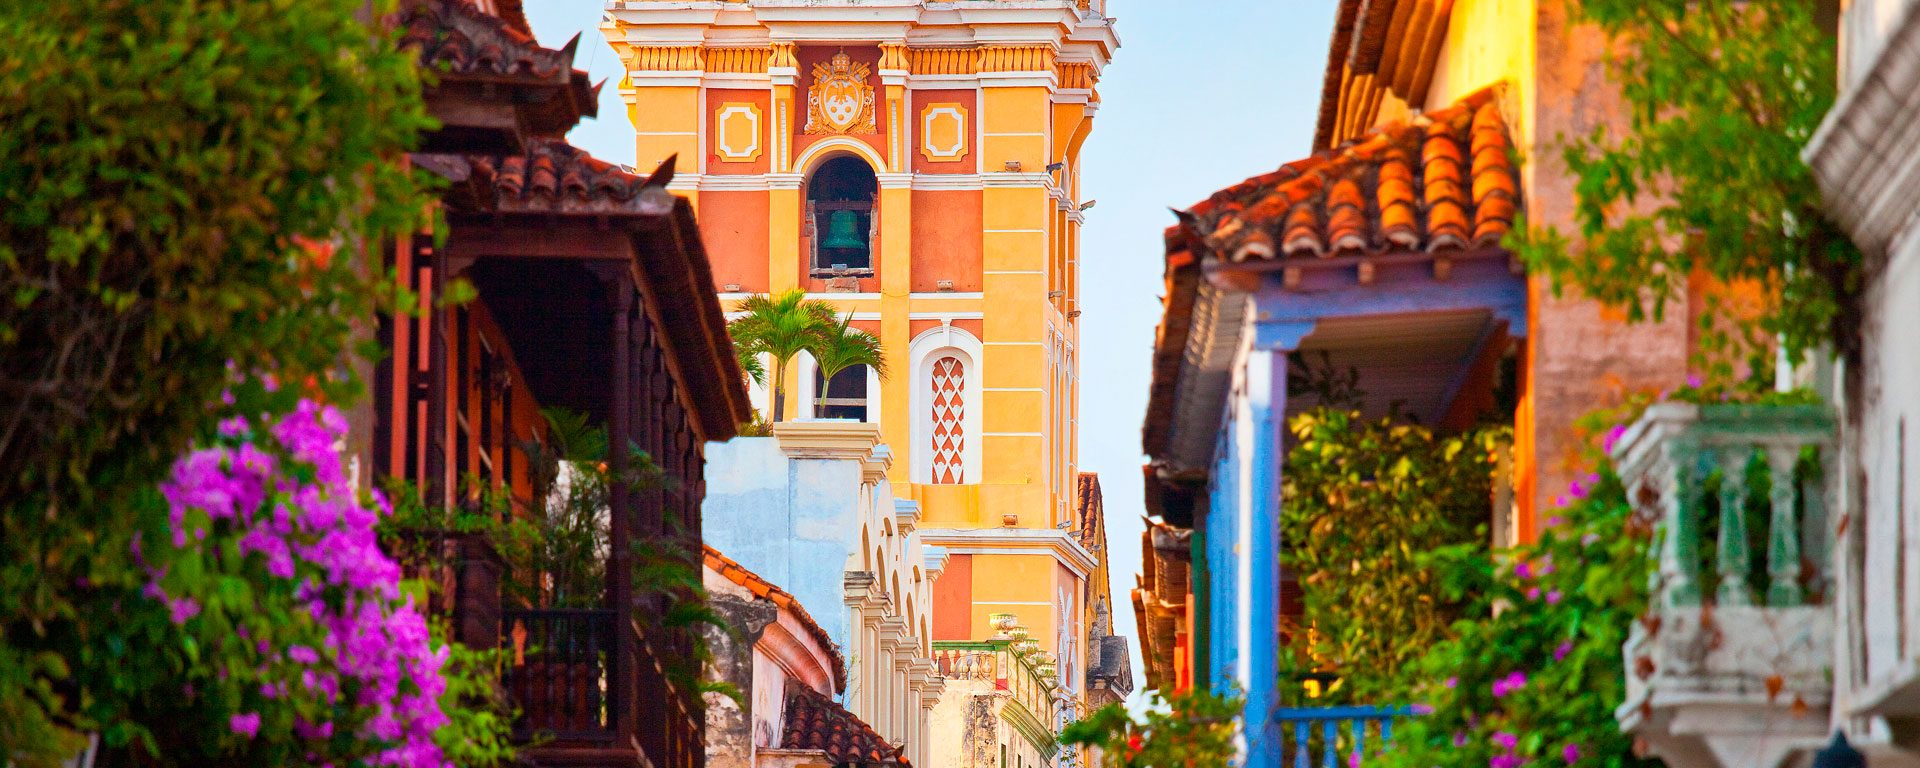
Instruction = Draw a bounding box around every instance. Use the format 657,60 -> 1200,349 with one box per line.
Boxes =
603,2 -> 1122,765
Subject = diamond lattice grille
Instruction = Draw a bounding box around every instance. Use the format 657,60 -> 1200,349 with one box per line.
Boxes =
930,356 -> 965,484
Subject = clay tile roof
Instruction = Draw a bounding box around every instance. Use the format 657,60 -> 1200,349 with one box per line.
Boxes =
781,681 -> 911,767
463,139 -> 677,217
1181,87 -> 1518,264
400,0 -> 573,83
703,546 -> 848,693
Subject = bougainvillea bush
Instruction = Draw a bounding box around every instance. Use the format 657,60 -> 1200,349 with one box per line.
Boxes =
111,388 -> 467,766
1373,469 -> 1658,768
0,0 -> 432,761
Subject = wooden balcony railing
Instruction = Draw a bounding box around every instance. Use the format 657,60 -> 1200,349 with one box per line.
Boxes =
503,607 -> 617,742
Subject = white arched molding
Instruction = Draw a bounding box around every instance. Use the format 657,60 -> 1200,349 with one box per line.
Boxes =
793,136 -> 888,177
908,325 -> 983,485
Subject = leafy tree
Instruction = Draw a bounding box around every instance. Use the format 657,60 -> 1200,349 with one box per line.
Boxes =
811,313 -> 889,414
0,0 -> 431,762
1277,410 -> 1505,704
1062,687 -> 1243,768
726,289 -> 838,422
1511,0 -> 1856,374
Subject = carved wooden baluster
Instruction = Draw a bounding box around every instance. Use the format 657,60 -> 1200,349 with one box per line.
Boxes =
1716,445 -> 1754,605
1765,444 -> 1804,606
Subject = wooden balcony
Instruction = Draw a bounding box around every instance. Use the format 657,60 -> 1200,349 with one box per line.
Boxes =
1609,402 -> 1836,768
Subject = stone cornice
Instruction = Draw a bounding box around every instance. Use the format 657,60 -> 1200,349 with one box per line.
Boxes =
773,419 -> 883,460
1806,1 -> 1920,255
916,527 -> 1097,578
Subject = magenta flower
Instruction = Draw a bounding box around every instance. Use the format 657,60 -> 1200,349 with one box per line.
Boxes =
1603,424 -> 1628,453
1555,641 -> 1574,662
1349,751 -> 1362,768
1453,732 -> 1470,748
148,397 -> 451,767
1546,590 -> 1563,605
1492,732 -> 1519,751
1562,743 -> 1582,765
1444,676 -> 1458,689
1515,561 -> 1533,580
231,712 -> 262,739
1526,587 -> 1542,601
1492,671 -> 1528,698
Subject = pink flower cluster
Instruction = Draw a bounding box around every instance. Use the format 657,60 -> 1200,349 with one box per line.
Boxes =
153,399 -> 449,767
1491,671 -> 1527,699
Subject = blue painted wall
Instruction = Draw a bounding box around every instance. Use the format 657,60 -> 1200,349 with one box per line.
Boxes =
702,437 -> 861,650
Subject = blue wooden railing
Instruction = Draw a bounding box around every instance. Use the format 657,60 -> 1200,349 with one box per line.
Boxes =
1273,706 -> 1416,768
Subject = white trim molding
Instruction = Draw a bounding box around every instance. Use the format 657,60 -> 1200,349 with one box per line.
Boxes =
915,527 -> 1098,580
1806,1 -> 1920,255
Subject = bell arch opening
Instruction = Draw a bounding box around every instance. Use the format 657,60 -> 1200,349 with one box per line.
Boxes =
804,154 -> 877,274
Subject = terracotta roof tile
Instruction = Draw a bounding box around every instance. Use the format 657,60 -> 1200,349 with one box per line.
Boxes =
703,546 -> 847,693
1182,88 -> 1519,263
781,681 -> 910,767
400,0 -> 572,82
461,140 -> 680,217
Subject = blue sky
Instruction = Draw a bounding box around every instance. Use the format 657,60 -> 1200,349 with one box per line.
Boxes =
525,1 -> 1337,692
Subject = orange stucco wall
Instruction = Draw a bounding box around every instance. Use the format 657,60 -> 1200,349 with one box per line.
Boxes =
697,190 -> 771,292
932,553 -> 973,640
909,190 -> 983,292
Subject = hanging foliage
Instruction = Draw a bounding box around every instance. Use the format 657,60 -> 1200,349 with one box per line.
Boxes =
1510,0 -> 1856,371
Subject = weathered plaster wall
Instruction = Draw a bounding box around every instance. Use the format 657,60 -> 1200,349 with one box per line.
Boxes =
704,435 -> 868,648
1520,0 -> 1692,529
703,592 -> 779,768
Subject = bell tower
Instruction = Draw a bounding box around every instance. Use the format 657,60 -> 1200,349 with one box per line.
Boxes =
602,1 -> 1118,759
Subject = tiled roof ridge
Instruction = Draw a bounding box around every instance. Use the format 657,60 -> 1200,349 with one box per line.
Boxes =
475,139 -> 648,205
1180,86 -> 1517,264
702,545 -> 848,693
400,0 -> 574,83
780,680 -> 911,767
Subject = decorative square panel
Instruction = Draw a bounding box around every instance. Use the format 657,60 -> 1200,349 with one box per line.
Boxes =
920,103 -> 968,163
714,103 -> 762,162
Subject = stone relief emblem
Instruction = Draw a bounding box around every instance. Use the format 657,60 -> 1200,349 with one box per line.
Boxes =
804,51 -> 876,135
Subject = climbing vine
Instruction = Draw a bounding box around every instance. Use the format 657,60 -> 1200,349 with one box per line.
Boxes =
1511,0 -> 1856,371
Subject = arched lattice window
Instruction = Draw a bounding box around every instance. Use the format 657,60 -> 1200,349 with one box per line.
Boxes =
929,355 -> 966,484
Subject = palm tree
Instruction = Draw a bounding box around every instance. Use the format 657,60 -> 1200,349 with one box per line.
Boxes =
726,289 -> 836,422
810,313 -> 889,415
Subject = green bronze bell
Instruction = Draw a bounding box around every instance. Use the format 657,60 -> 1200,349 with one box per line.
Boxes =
820,209 -> 866,251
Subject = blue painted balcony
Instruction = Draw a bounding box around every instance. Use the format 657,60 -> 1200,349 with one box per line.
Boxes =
1272,706 -> 1414,768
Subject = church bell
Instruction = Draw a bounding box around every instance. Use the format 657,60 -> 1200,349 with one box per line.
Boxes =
820,209 -> 867,251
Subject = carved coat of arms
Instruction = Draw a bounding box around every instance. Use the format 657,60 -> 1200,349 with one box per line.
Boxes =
804,51 -> 876,135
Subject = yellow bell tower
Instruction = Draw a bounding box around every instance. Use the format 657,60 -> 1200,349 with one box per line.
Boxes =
602,0 -> 1118,742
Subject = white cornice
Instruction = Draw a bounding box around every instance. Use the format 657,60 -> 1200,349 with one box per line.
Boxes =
916,527 -> 1098,579
1806,1 -> 1920,255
